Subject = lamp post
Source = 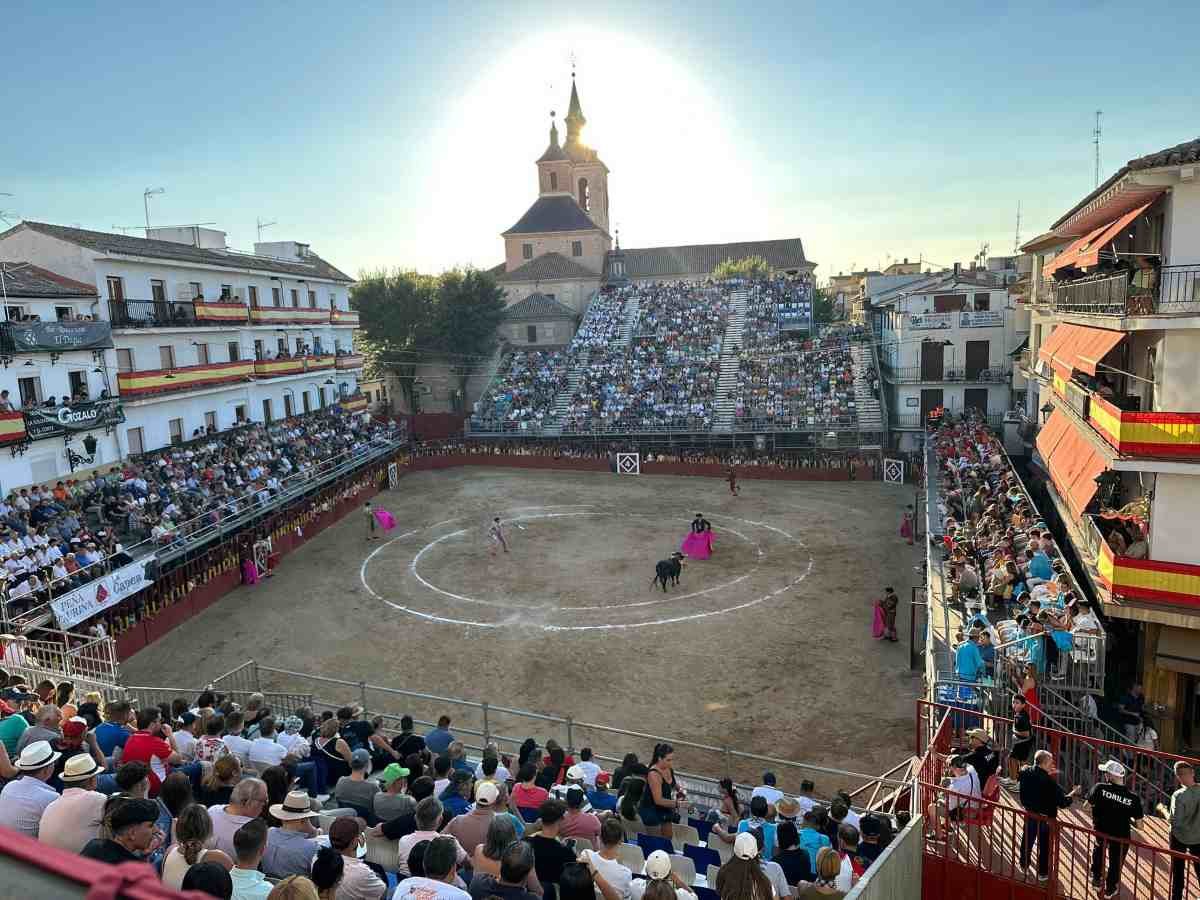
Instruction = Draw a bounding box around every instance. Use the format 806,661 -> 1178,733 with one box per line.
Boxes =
65,433 -> 98,472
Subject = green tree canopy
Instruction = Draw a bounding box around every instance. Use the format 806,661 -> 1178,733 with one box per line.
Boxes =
813,287 -> 837,323
712,255 -> 772,280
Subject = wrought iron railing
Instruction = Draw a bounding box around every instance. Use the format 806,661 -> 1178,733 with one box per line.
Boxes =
882,365 -> 1009,384
1053,273 -> 1129,315
1053,265 -> 1200,316
109,298 -> 208,328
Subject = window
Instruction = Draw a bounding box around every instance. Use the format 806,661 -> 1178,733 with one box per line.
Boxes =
126,427 -> 144,455
18,376 -> 43,406
578,177 -> 589,211
227,342 -> 240,361
150,279 -> 166,302
319,388 -> 327,408
329,291 -> 336,308
190,282 -> 203,300
294,338 -> 304,355
290,289 -> 299,308
973,292 -> 991,311
55,306 -> 72,321
522,243 -> 533,260
283,393 -> 294,417
67,371 -> 87,399
572,240 -> 583,257
271,287 -> 281,307
235,404 -> 247,423
307,290 -> 316,308
220,284 -> 233,300
168,418 -> 183,444
116,349 -> 134,372
933,293 -> 966,313
6,305 -> 23,321
549,171 -> 558,191
196,343 -> 210,364
302,391 -> 312,414
204,411 -> 217,432
248,286 -> 259,307
254,339 -> 265,360
276,338 -> 287,355
527,325 -> 538,343
262,398 -> 273,422
159,345 -> 176,369
313,337 -> 323,355
105,276 -> 124,301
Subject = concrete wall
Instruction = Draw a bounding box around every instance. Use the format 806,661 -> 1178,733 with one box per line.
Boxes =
504,320 -> 575,346
501,278 -> 598,315
844,816 -> 923,900
1166,179 -> 1200,267
503,231 -> 608,276
1151,472 -> 1200,565
1158,330 -> 1200,412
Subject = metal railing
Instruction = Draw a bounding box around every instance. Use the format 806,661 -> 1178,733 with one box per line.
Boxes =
1053,273 -> 1130,315
882,365 -> 1010,384
894,412 -> 1005,429
1,629 -> 121,692
1159,263 -> 1200,313
1053,264 -> 1200,317
108,298 -> 231,328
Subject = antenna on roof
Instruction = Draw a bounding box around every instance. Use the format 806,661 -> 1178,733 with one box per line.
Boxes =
1013,200 -> 1022,254
1093,110 -> 1103,188
0,192 -> 16,227
143,187 -> 165,234
257,218 -> 278,242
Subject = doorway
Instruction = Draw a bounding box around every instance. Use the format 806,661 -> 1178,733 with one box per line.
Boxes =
965,340 -> 990,380
920,342 -> 945,381
964,388 -> 988,417
920,388 -> 944,422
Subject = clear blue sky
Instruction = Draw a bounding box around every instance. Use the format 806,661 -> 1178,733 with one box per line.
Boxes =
4,1 -> 1198,281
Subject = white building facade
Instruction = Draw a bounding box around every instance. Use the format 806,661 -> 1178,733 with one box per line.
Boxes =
0,222 -> 363,467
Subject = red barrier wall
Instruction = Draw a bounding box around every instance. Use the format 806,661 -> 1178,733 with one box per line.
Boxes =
410,453 -> 860,481
405,413 -> 466,441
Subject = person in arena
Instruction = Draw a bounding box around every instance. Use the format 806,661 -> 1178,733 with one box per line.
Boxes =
488,517 -> 509,556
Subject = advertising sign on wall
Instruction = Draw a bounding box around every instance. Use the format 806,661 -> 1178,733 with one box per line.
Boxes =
50,557 -> 157,629
910,313 -> 952,330
959,310 -> 1004,328
6,321 -> 114,352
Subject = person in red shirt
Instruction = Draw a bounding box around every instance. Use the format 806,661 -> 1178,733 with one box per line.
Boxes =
120,707 -> 183,796
512,763 -> 550,814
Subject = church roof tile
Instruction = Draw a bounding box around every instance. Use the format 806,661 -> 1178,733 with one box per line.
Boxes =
620,238 -> 811,279
503,195 -> 603,236
503,292 -> 577,320
496,252 -> 598,283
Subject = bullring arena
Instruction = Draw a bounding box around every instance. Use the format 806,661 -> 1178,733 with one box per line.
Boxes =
122,458 -> 921,783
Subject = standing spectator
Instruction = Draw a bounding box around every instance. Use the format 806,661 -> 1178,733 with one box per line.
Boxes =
1117,683 -> 1146,743
0,741 -> 60,836
641,743 -> 685,839
230,818 -> 273,900
1017,750 -> 1079,882
80,797 -> 162,864
327,816 -> 387,900
425,715 -> 455,755
1161,761 -> 1200,900
38,753 -> 106,852
954,632 -> 985,683
527,799 -> 576,887
715,832 -> 774,900
395,834 -> 471,900
1086,761 -> 1142,898
750,772 -> 783,806
1003,695 -> 1034,787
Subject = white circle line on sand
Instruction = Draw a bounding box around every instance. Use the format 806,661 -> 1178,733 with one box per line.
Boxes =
361,511 -> 812,631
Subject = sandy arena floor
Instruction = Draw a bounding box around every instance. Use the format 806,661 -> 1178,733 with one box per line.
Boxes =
122,468 -> 923,785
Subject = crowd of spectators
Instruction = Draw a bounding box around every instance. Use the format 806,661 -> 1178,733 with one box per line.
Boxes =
732,339 -> 858,431
740,278 -> 814,353
470,351 -> 568,434
0,408 -> 399,628
0,686 -> 896,898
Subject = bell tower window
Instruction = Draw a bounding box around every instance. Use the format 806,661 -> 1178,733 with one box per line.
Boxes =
578,177 -> 590,211
549,171 -> 558,191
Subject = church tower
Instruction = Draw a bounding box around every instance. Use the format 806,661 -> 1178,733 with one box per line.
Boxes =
536,113 -> 572,197
560,75 -> 610,233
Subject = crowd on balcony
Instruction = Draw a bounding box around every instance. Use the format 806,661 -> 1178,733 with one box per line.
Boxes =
0,683 -> 900,898
0,407 -> 398,629
0,385 -> 109,413
470,351 -> 568,434
732,340 -> 858,431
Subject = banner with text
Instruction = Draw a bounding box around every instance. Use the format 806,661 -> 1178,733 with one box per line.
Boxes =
23,399 -> 125,441
6,321 -> 114,352
50,557 -> 157,629
910,313 -> 952,330
959,310 -> 1004,328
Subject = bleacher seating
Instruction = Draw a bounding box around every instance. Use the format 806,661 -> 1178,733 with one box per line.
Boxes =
470,350 -> 567,433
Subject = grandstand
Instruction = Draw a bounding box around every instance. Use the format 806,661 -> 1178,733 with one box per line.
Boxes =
470,276 -> 887,448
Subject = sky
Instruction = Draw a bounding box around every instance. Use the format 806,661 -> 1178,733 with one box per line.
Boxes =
3,1 -> 1200,282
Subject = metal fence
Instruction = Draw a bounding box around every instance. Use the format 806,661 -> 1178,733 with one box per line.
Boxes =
2,629 -> 122,694
883,366 -> 1010,384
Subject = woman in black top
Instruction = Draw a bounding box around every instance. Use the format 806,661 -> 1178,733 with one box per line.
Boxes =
640,742 -> 687,838
317,718 -> 353,790
773,822 -> 814,885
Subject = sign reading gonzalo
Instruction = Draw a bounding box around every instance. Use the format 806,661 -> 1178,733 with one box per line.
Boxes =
23,398 -> 125,440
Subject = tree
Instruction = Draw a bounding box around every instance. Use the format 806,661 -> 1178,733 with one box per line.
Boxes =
352,269 -> 436,412
813,287 -> 837,324
712,255 -> 771,280
424,268 -> 507,408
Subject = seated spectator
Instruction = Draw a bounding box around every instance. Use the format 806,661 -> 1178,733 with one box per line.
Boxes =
210,777 -> 269,857
632,850 -> 696,900
469,834 -> 542,900
38,752 -> 107,852
263,790 -> 322,878
445,780 -> 500,856
440,770 -> 474,817
793,846 -> 846,898
374,762 -> 414,822
399,797 -> 468,877
395,834 -> 471,900
559,787 -> 601,842
512,762 -> 549,812
327,816 -> 387,900
121,706 -> 183,796
333,748 -> 379,817
229,818 -> 273,900
181,861 -> 235,899
80,796 -> 162,864
527,799 -> 576,887
750,771 -> 783,806
163,804 -> 235,889
715,832 -> 775,900
197,754 -> 242,807
0,740 -> 61,836
773,821 -> 815,885
587,772 -> 617,813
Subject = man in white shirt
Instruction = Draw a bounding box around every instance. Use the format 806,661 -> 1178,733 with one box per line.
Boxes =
926,756 -> 981,841
394,834 -> 470,900
38,754 -> 106,852
575,748 -> 602,788
750,771 -> 784,807
580,818 -> 633,900
221,712 -> 252,763
248,717 -> 291,769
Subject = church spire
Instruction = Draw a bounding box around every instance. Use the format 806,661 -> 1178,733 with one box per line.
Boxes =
565,75 -> 586,146
549,110 -> 559,148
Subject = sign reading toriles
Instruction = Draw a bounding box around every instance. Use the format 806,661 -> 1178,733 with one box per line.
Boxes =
23,399 -> 125,441
50,557 -> 156,629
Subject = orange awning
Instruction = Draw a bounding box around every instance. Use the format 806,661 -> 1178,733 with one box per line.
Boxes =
1038,409 -> 1108,518
1037,323 -> 1124,378
1042,196 -> 1161,278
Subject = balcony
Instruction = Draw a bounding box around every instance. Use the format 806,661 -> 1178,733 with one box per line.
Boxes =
247,305 -> 330,326
117,360 -> 255,398
340,393 -> 368,413
1084,514 -> 1200,611
0,319 -> 114,355
329,308 -> 359,326
892,411 -> 1004,429
21,399 -> 125,441
108,298 -> 249,329
1052,264 -> 1200,317
1087,392 -> 1200,459
881,364 -> 1009,384
335,353 -> 365,370
252,355 -> 334,379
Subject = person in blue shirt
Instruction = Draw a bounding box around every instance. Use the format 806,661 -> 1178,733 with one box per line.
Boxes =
736,796 -> 778,860
94,700 -> 133,762
797,808 -> 832,862
955,633 -> 986,682
439,770 -> 473,816
1026,549 -> 1052,585
586,773 -> 618,813
424,716 -> 454,756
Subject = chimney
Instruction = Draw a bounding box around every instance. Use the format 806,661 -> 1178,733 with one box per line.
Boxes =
953,262 -> 960,276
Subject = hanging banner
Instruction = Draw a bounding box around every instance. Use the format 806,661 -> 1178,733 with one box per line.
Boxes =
6,321 -> 114,352
50,557 -> 157,629
910,313 -> 952,330
959,310 -> 1004,328
23,399 -> 125,441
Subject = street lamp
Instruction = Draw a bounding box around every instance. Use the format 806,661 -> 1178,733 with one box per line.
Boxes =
65,433 -> 98,472
1040,401 -> 1054,424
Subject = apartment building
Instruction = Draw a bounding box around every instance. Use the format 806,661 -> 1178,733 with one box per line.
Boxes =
1024,136 -> 1200,751
0,221 -> 365,463
869,266 -> 1020,450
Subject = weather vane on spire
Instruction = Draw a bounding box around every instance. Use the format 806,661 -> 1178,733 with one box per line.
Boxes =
569,50 -> 577,78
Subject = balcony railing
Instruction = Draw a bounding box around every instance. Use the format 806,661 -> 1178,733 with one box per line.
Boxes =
1086,513 -> 1200,610
247,305 -> 330,325
1053,264 -> 1200,316
1087,392 -> 1200,458
329,308 -> 359,326
335,353 -> 365,370
252,355 -> 335,378
881,364 -> 1008,384
117,360 -> 255,397
893,411 -> 1004,429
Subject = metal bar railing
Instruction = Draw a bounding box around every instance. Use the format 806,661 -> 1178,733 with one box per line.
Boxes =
1053,273 -> 1129,315
882,365 -> 1010,384
1158,263 -> 1200,313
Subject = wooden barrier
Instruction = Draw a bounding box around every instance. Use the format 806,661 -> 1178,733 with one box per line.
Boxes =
409,453 -> 861,481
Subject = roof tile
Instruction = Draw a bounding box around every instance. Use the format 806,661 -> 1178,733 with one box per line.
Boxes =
619,238 -> 810,279
496,252 -> 598,283
503,292 -> 577,320
503,196 -> 602,236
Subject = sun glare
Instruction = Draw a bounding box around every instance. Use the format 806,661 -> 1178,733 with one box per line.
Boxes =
413,27 -> 763,270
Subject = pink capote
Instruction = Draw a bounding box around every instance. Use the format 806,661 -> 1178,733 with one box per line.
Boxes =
872,602 -> 886,639
681,529 -> 714,560
241,558 -> 258,585
374,508 -> 397,530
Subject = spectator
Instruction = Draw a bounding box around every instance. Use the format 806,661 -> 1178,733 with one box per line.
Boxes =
562,859 -> 622,900
611,753 -> 646,791
230,818 -> 273,900
1003,695 -> 1034,786
798,808 -> 832,863
575,747 -> 601,788
512,762 -> 549,813
0,740 -> 60,836
432,755 -> 453,796
265,876 -> 321,899
794,846 -> 845,898
925,755 -> 981,842
210,777 -> 269,857
16,703 -> 62,754
223,711 -> 252,762
715,832 -> 775,900
468,820 -> 542,898
326,816 -> 387,900
773,821 -> 814,885
395,834 -> 471,900
198,755 -> 243,807
93,700 -> 132,761
391,715 -> 426,760
263,790 -> 322,878
425,715 -> 455,755
1162,761 -> 1200,900
1017,750 -> 1079,881
445,780 -> 500,856
1086,760 -> 1143,898
560,787 -> 601,842
527,799 -> 576,886
121,705 -> 183,796
334,748 -> 380,817
962,728 -> 1001,785
641,743 -> 685,839
750,771 -> 783,806
316,717 -> 353,788
38,752 -> 106,852
631,849 -> 696,900
175,711 -> 201,760
732,795 -> 778,861
398,797 -> 467,877
308,845 -> 344,899
855,816 -> 885,869
371,775 -> 436,842
81,796 -> 162,863
587,772 -> 617,813
374,762 -> 413,822
577,818 -> 631,900
182,861 -> 235,899
441,770 -> 474,817
163,804 -> 235,889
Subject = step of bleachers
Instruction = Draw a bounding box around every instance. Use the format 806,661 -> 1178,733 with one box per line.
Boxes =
851,344 -> 885,430
713,289 -> 748,431
618,295 -> 641,346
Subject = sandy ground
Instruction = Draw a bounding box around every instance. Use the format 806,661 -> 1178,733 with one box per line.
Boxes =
122,468 -> 923,788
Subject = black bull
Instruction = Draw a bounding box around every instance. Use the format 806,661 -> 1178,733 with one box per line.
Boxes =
652,553 -> 684,592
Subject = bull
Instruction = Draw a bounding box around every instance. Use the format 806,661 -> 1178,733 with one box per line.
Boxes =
652,552 -> 685,592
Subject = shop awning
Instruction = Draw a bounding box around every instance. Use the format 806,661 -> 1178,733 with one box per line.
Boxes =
1156,626 -> 1200,677
1043,196 -> 1162,278
1036,409 -> 1108,518
1036,323 -> 1125,378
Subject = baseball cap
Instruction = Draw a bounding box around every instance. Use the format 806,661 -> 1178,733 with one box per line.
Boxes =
733,832 -> 760,860
180,711 -> 198,726
644,849 -> 673,879
475,781 -> 500,807
350,749 -> 371,770
380,763 -> 410,787
1099,760 -> 1127,779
